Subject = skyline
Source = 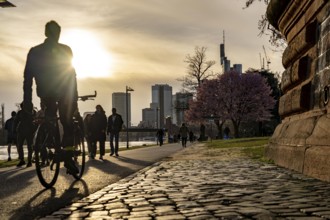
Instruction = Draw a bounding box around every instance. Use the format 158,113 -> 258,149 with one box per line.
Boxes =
0,0 -> 284,125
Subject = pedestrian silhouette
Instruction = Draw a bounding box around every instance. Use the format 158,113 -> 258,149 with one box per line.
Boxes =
107,108 -> 124,157
15,102 -> 36,167
4,111 -> 17,162
179,123 -> 189,148
91,105 -> 107,160
156,129 -> 164,146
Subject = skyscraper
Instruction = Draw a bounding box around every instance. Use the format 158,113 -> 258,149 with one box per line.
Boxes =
151,84 -> 172,128
112,92 -> 131,127
220,30 -> 242,73
172,92 -> 193,126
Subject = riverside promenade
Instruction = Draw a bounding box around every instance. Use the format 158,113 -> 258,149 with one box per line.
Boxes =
43,143 -> 330,220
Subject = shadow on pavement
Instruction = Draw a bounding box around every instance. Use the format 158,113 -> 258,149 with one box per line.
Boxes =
9,179 -> 89,220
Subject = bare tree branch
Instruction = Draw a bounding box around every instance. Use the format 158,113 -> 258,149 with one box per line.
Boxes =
180,46 -> 216,93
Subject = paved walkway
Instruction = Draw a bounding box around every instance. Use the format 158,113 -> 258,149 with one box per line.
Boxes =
43,143 -> 330,220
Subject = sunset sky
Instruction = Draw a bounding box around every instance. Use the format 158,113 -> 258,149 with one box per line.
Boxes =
0,0 -> 284,125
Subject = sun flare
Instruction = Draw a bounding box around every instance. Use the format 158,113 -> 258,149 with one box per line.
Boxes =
61,29 -> 113,79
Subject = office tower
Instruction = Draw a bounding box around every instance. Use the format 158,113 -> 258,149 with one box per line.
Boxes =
151,84 -> 172,128
112,92 -> 131,127
220,30 -> 242,73
172,92 -> 193,126
233,64 -> 243,73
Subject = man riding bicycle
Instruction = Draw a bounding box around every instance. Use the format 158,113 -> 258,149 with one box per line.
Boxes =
23,20 -> 79,174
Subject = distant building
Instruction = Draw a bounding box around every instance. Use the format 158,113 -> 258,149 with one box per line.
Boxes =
151,84 -> 172,128
233,64 -> 242,74
141,107 -> 156,128
172,92 -> 193,126
112,92 -> 132,128
220,31 -> 242,73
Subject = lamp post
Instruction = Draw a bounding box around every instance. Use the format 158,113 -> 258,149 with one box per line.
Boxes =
126,86 -> 134,148
156,107 -> 159,129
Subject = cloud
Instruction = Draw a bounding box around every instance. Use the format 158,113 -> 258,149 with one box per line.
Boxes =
0,0 -> 283,124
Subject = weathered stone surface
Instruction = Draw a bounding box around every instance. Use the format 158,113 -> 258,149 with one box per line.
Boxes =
304,146 -> 330,182
267,0 -> 330,182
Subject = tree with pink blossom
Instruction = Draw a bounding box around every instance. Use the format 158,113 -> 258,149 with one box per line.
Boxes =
186,70 -> 275,138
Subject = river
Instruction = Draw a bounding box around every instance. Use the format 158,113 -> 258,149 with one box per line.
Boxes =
0,141 -> 157,161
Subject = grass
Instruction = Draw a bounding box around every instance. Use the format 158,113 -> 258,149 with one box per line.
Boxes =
205,137 -> 274,163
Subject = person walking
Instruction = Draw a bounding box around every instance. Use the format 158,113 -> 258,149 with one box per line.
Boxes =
189,131 -> 194,143
156,129 -> 164,146
83,114 -> 93,158
90,105 -> 107,160
4,111 -> 17,162
224,126 -> 231,139
15,102 -> 36,167
179,123 -> 189,148
107,108 -> 123,157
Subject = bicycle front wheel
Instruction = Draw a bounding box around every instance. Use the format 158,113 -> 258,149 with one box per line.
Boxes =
34,125 -> 60,188
71,136 -> 86,180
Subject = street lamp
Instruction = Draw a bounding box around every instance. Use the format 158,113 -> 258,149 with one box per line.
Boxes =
156,107 -> 159,129
126,86 -> 134,148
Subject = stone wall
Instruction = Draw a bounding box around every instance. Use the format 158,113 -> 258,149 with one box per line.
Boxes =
265,0 -> 330,182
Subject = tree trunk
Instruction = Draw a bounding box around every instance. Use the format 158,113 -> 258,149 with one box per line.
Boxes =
231,119 -> 240,138
214,119 -> 224,139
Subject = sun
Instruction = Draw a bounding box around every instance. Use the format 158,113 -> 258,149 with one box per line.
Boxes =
60,29 -> 113,79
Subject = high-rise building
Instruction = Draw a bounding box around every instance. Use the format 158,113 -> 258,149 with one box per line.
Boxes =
141,107 -> 156,128
112,92 -> 132,127
151,84 -> 172,128
172,92 -> 193,126
233,64 -> 242,74
220,31 -> 242,73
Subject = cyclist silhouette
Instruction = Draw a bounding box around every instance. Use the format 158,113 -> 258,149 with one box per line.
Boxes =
23,20 -> 79,173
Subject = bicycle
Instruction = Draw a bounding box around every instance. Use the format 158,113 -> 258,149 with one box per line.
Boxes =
33,91 -> 97,188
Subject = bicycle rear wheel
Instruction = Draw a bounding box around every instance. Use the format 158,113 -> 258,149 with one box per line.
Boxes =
34,124 -> 60,188
71,135 -> 86,180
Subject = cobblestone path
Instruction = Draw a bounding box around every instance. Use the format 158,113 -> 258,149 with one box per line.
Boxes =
43,144 -> 330,220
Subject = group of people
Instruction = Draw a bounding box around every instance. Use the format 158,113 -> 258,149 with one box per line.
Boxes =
83,106 -> 124,160
4,105 -> 124,166
4,102 -> 37,167
156,123 -> 194,148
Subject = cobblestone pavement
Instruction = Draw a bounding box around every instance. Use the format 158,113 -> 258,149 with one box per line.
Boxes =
43,144 -> 330,220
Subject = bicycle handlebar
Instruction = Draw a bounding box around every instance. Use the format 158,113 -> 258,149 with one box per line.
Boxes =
78,91 -> 97,101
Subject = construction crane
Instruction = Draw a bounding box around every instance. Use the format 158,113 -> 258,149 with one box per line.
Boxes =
259,53 -> 264,70
263,45 -> 271,70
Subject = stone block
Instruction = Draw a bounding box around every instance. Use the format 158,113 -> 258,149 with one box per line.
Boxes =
282,23 -> 317,68
306,114 -> 330,145
304,146 -> 330,182
279,0 -> 306,40
281,0 -> 324,43
265,143 -> 306,172
281,67 -> 292,92
277,117 -> 316,146
278,92 -> 292,116
291,88 -> 302,112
